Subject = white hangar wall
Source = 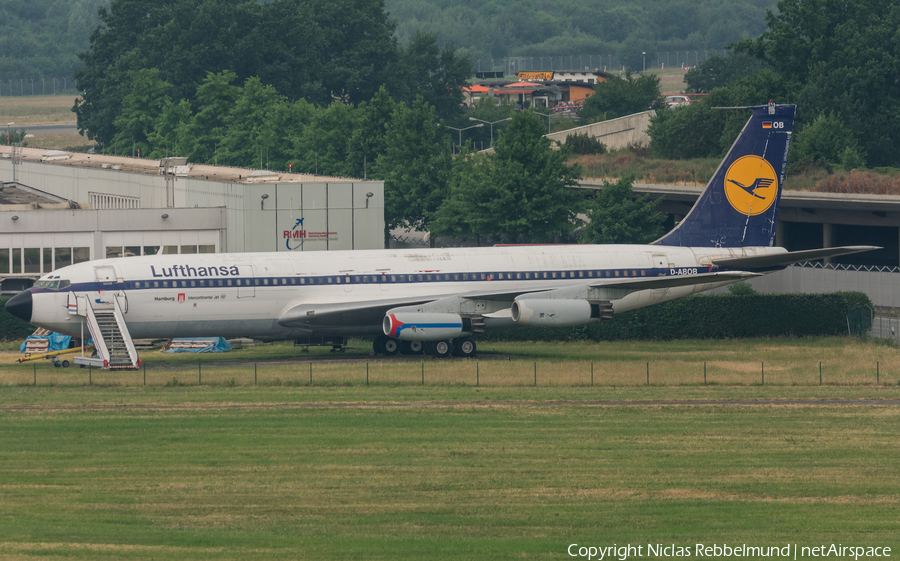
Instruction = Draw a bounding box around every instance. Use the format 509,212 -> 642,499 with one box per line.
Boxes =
0,151 -> 385,254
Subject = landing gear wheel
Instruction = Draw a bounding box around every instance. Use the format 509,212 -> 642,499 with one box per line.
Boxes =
425,340 -> 452,358
373,335 -> 387,355
382,337 -> 400,356
451,337 -> 476,358
400,340 -> 424,355
62,360 -> 70,368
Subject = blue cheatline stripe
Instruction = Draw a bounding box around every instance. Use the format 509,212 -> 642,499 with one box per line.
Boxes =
396,323 -> 463,334
32,266 -> 693,295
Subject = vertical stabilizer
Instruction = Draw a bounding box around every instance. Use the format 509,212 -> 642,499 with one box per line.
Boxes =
653,103 -> 795,248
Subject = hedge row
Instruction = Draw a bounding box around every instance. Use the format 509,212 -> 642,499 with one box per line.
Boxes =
0,292 -> 874,343
479,292 -> 873,342
0,296 -> 36,341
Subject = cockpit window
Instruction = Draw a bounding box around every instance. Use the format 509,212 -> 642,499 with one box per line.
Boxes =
33,279 -> 70,290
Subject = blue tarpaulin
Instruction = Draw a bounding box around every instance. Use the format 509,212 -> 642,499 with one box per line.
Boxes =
163,337 -> 233,353
20,332 -> 71,353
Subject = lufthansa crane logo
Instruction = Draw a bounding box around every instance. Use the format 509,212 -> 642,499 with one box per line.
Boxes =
723,155 -> 779,216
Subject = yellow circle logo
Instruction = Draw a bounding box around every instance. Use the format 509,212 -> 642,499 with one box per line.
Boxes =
723,155 -> 779,216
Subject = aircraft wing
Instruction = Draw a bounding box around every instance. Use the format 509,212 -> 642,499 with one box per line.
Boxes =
277,286 -> 565,329
711,246 -> 880,270
277,272 -> 759,329
588,271 -> 760,290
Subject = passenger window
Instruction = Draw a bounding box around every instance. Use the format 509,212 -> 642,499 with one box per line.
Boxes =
154,281 -> 159,288
263,278 -> 269,285
199,280 -> 206,286
218,280 -> 224,286
291,278 -> 296,285
227,279 -> 233,286
190,281 -> 196,287
162,281 -> 168,287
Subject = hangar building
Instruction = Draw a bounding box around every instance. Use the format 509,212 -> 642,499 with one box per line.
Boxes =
0,145 -> 384,292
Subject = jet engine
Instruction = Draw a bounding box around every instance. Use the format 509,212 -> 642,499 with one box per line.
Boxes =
511,299 -> 592,327
383,313 -> 463,341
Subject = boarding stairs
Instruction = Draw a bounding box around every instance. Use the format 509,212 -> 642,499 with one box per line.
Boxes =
69,292 -> 140,370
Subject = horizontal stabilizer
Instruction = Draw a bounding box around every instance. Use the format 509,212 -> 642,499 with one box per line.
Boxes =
711,246 -> 880,270
590,271 -> 760,290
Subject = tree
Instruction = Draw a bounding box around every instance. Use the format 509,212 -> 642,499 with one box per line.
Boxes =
346,86 -> 398,179
432,110 -> 583,243
146,99 -> 192,159
218,77 -> 294,171
175,70 -> 241,164
789,112 -> 867,172
109,68 -> 176,158
648,71 -> 790,160
578,175 -> 666,245
375,97 -> 453,233
292,101 -> 363,177
74,0 -> 401,147
390,31 -> 472,122
579,71 -> 661,123
735,0 -> 900,166
684,52 -> 769,93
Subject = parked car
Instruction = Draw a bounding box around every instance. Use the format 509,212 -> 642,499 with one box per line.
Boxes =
663,95 -> 691,108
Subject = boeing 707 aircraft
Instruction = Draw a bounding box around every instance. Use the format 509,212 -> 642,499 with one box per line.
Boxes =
5,103 -> 876,366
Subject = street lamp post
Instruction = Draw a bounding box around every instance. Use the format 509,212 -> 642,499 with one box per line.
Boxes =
642,52 -> 646,72
468,117 -> 511,148
443,123 -> 484,149
533,111 -> 552,134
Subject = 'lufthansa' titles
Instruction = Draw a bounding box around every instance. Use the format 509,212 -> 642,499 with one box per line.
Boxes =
150,265 -> 240,278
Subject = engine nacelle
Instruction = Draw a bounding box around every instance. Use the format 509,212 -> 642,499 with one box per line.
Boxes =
383,313 -> 463,341
511,299 -> 592,327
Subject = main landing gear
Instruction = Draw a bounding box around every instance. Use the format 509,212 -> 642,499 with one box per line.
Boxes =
373,335 -> 476,358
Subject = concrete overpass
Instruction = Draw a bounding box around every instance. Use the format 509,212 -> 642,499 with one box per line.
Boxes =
577,181 -> 900,268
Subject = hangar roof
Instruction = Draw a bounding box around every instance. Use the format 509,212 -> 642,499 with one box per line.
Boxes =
0,146 -> 360,184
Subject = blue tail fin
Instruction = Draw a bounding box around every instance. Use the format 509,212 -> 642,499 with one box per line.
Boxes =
653,102 -> 796,248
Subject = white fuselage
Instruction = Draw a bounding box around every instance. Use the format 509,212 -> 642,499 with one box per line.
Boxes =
28,244 -> 784,339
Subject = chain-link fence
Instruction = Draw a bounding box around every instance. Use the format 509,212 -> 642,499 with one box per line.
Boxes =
475,50 -> 729,75
0,77 -> 77,97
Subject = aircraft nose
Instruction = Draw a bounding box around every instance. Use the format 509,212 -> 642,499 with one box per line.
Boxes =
5,290 -> 33,323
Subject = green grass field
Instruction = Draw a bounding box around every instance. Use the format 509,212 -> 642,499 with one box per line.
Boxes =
2,338 -> 898,559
